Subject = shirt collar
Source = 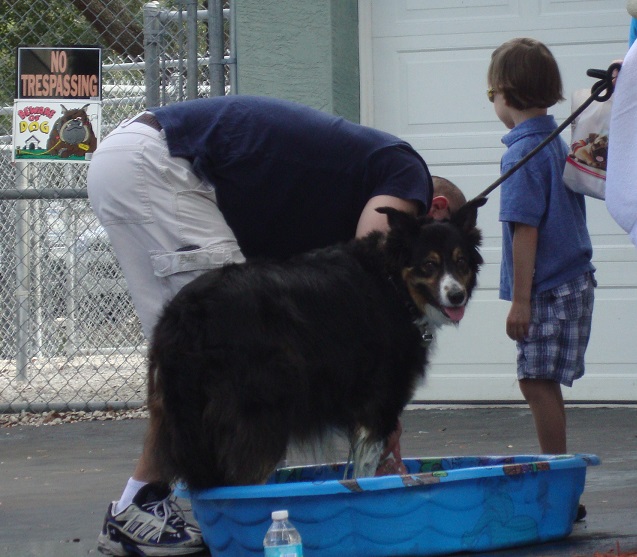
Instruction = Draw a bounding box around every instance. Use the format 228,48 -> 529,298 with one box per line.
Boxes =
502,114 -> 557,147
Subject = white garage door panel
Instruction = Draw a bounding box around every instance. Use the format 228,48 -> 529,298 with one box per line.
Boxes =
371,40 -> 510,156
372,39 -> 626,164
364,0 -> 637,401
587,293 -> 637,363
413,291 -> 637,402
414,369 -> 637,403
371,0 -> 623,38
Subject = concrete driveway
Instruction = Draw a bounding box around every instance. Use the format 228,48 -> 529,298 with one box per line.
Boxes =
1,406 -> 635,557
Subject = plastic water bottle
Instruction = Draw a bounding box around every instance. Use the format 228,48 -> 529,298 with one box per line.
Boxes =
263,510 -> 304,557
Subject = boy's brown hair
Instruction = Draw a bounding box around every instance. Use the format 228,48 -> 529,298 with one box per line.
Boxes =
488,37 -> 564,110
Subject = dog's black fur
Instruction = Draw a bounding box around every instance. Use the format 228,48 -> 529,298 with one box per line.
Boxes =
147,199 -> 486,489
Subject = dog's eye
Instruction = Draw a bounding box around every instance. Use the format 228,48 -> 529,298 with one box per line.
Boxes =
421,261 -> 439,277
456,257 -> 470,274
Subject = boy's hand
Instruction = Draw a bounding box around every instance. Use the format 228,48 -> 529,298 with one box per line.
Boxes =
506,300 -> 531,341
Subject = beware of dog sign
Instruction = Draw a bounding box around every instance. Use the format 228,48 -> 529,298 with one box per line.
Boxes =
13,46 -> 102,163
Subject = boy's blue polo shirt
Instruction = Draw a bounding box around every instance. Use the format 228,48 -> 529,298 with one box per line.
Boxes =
498,115 -> 594,300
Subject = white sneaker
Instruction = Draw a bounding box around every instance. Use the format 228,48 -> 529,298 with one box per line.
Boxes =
97,482 -> 205,556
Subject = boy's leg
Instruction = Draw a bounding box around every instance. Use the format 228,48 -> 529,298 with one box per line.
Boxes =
519,378 -> 566,454
520,377 -> 587,521
516,273 -> 594,456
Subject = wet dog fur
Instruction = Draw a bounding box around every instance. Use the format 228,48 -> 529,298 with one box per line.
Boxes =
146,198 -> 486,489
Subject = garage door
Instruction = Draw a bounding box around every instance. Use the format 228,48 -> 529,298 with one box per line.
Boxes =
360,0 -> 637,402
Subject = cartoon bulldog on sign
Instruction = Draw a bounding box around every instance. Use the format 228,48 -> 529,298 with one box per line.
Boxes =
47,104 -> 98,158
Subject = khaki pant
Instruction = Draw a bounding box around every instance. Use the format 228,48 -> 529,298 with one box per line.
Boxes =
87,115 -> 245,339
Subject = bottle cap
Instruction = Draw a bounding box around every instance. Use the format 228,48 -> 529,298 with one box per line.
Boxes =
271,510 -> 288,520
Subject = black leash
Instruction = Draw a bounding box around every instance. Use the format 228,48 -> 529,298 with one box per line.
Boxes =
473,62 -> 621,202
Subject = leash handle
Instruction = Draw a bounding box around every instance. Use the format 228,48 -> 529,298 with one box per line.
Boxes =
472,62 -> 622,202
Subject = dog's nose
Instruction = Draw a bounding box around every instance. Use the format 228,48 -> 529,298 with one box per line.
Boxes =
447,289 -> 466,306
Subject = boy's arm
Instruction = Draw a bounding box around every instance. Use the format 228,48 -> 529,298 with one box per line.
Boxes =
507,223 -> 538,341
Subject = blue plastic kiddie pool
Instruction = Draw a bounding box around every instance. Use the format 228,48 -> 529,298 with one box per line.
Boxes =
178,454 -> 600,557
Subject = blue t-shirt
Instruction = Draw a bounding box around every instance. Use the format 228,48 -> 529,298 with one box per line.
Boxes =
498,115 -> 594,301
151,96 -> 432,258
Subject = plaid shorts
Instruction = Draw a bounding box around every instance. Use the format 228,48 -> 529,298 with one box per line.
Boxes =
517,272 -> 595,387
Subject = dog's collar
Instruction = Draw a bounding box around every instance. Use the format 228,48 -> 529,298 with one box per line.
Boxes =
416,320 -> 434,346
387,275 -> 434,346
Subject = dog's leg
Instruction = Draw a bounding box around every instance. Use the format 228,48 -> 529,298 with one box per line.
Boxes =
349,428 -> 385,478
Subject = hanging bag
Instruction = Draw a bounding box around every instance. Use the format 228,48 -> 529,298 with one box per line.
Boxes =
563,88 -> 613,200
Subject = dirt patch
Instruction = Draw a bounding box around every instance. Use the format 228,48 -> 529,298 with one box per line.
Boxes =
0,406 -> 148,427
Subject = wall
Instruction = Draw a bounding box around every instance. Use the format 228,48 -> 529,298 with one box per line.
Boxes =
235,0 -> 359,122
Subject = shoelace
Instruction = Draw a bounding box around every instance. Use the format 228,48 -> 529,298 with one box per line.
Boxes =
142,497 -> 190,539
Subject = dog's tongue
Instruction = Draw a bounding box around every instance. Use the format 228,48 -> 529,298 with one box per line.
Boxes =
444,306 -> 465,322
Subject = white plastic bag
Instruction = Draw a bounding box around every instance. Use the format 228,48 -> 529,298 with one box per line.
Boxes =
563,89 -> 612,200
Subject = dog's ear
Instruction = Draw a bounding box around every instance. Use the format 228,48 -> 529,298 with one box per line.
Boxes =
375,206 -> 423,236
451,196 -> 487,232
376,207 -> 418,232
451,197 -> 486,266
375,207 -> 424,270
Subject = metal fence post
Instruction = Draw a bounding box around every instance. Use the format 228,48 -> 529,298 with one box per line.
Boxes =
144,1 -> 162,108
228,0 -> 237,93
186,0 -> 198,100
14,162 -> 30,381
208,0 -> 225,96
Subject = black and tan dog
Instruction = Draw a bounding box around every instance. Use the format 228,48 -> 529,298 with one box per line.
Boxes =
147,198 -> 486,489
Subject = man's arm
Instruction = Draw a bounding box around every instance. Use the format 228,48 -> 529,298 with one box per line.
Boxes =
355,195 -> 420,238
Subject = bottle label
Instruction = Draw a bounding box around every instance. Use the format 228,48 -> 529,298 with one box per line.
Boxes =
264,544 -> 303,557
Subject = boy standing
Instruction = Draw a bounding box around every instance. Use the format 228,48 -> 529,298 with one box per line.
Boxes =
487,39 -> 595,465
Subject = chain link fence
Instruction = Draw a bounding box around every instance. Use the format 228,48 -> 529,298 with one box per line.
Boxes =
0,0 -> 233,412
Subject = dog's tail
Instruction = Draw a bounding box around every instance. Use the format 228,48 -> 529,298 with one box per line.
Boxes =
144,299 -> 223,490
146,340 -> 229,490
145,291 -> 274,490
145,353 -> 178,486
